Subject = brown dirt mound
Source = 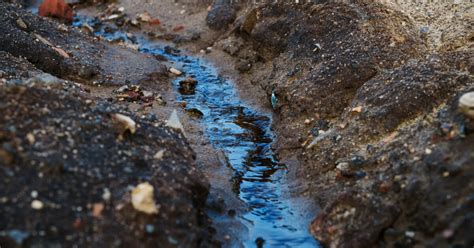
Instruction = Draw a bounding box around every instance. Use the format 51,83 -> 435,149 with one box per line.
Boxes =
0,81 -> 211,247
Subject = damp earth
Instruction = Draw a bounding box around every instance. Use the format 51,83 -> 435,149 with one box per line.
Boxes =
0,0 -> 473,247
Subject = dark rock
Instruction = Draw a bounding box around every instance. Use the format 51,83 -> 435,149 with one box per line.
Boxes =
236,59 -> 252,73
186,108 -> 204,119
206,0 -> 236,30
179,77 -> 198,95
233,8 -> 257,35
353,171 -> 367,180
255,237 -> 265,248
350,155 -> 366,167
311,193 -> 399,247
164,46 -> 181,55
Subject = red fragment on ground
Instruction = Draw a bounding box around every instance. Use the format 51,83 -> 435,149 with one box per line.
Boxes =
149,19 -> 161,25
39,0 -> 73,22
172,25 -> 184,32
73,218 -> 82,229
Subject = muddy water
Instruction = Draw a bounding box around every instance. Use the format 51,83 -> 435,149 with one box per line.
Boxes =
73,15 -> 319,247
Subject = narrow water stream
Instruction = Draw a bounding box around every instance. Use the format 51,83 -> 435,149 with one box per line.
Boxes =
71,14 -> 319,247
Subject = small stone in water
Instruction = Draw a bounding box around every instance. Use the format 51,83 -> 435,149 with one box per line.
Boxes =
186,108 -> 204,118
255,237 -> 265,248
169,67 -> 183,76
178,77 -> 198,94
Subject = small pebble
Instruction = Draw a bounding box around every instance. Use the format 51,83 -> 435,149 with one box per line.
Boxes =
351,106 -> 363,113
169,67 -> 183,76
336,162 -> 350,172
442,229 -> 454,239
255,237 -> 265,247
153,150 -> 165,160
405,230 -> 415,238
30,191 -> 38,198
26,133 -> 35,145
354,171 -> 366,179
16,18 -> 28,29
145,224 -> 155,234
102,188 -> 111,202
31,200 -> 44,210
459,92 -> 474,119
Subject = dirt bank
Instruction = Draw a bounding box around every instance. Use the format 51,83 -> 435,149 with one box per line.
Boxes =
200,0 -> 473,247
0,2 -> 219,247
1,0 -> 473,247
0,79 -> 213,247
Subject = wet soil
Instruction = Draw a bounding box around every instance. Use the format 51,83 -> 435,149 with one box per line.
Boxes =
1,0 -> 473,247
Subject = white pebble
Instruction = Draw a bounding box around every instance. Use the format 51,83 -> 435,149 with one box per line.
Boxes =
31,200 -> 44,210
169,68 -> 183,76
31,191 -> 38,198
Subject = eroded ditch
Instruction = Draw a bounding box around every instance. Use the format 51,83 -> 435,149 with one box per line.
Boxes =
71,13 -> 320,247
